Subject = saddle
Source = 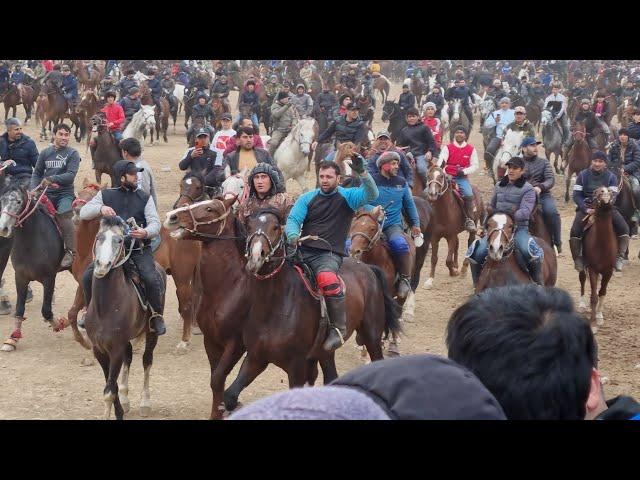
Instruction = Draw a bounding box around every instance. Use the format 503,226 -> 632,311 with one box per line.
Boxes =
123,260 -> 148,311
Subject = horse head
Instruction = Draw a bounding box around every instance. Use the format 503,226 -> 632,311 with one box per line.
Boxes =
381,100 -> 396,122
480,98 -> 496,118
164,197 -> 236,241
451,99 -> 461,121
486,213 -> 515,261
425,166 -> 450,201
174,171 -> 207,209
541,109 -> 554,126
0,182 -> 28,238
572,121 -> 587,141
294,118 -> 317,155
244,208 -> 285,274
348,206 -> 384,261
72,178 -> 104,224
593,186 -> 613,210
140,104 -> 157,128
93,216 -> 130,278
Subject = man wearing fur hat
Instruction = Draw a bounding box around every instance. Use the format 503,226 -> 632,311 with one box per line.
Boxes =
238,162 -> 294,225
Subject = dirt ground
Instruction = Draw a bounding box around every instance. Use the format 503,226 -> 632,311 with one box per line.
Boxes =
0,80 -> 638,420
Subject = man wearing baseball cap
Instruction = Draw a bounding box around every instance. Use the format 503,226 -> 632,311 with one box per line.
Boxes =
179,128 -> 225,189
366,130 -> 413,186
211,112 -> 236,160
314,102 -> 368,160
505,106 -> 536,138
520,136 -> 562,254
483,97 -> 515,162
466,155 -> 545,287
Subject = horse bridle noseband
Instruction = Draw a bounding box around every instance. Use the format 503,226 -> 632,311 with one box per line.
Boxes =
182,205 -> 230,239
350,211 -> 385,254
3,185 -> 49,229
487,224 -> 515,256
426,169 -> 449,197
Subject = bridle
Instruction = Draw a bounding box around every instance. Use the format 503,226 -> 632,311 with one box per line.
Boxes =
182,204 -> 231,239
71,184 -> 101,210
2,184 -> 49,229
92,222 -> 136,270
426,168 -> 450,197
350,211 -> 385,255
245,223 -> 286,280
487,222 -> 515,257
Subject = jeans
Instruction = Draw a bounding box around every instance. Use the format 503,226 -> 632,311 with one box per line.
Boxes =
112,130 -> 123,143
467,226 -> 544,265
47,191 -> 74,215
415,154 -> 428,179
539,193 -> 562,247
299,246 -> 343,277
236,112 -> 259,127
453,177 -> 473,196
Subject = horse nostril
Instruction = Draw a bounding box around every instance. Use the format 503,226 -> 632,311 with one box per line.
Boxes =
170,214 -> 177,222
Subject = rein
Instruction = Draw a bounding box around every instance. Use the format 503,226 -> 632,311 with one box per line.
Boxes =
5,185 -> 50,228
184,207 -> 230,238
426,170 -> 449,197
350,211 -> 385,254
487,224 -> 515,257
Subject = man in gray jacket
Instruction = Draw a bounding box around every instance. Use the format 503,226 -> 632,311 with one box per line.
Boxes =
30,123 -> 80,269
267,91 -> 295,155
466,156 -> 544,287
521,136 -> 562,253
291,84 -> 314,118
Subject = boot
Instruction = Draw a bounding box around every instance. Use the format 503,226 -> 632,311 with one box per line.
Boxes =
146,273 -> 166,336
323,294 -> 346,352
462,197 -> 477,233
555,242 -> 562,254
569,237 -> 584,272
57,211 -> 76,270
528,258 -> 544,286
616,235 -> 630,272
470,261 -> 482,289
393,252 -> 413,299
148,308 -> 166,336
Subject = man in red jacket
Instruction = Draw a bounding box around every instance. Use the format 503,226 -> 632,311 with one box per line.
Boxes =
100,91 -> 125,143
42,60 -> 54,73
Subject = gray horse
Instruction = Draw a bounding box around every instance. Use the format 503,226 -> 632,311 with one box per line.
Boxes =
541,109 -> 564,174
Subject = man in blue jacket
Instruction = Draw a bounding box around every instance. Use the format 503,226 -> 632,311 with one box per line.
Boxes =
285,157 -> 379,352
9,64 -> 26,103
146,67 -> 163,114
0,118 -> 38,184
60,65 -> 79,114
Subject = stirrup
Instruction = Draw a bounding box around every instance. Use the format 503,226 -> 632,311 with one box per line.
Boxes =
328,326 -> 345,346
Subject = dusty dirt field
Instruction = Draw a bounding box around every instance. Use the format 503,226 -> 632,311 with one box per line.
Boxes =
0,81 -> 638,420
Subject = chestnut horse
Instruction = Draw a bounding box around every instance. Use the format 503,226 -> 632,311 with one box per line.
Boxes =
564,121 -> 591,202
77,91 -> 100,146
578,186 -> 617,332
2,83 -> 34,122
73,60 -> 102,91
424,166 -> 484,288
154,172 -> 204,353
476,213 -> 557,293
372,75 -> 390,105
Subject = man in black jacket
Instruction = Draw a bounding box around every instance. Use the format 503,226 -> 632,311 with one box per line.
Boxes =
237,80 -> 260,126
424,85 -> 445,118
608,128 -> 640,221
313,104 -> 369,160
398,84 -> 416,116
119,87 -> 141,129
0,118 -> 38,184
396,107 -> 437,186
627,109 -> 640,141
179,128 -> 222,188
115,70 -> 138,100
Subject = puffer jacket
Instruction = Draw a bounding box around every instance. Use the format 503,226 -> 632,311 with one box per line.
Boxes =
317,114 -> 368,146
491,176 -> 536,227
627,121 -> 640,141
0,132 -> 39,178
522,155 -> 555,193
270,101 -> 295,132
608,139 -> 640,178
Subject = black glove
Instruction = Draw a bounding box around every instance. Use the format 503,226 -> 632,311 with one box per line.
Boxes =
351,154 -> 365,175
456,167 -> 465,178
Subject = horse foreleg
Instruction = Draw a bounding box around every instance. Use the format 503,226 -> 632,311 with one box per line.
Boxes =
67,285 -> 92,350
118,342 -> 133,414
578,270 -> 587,311
223,352 -> 268,413
140,332 -> 158,417
318,355 -> 339,384
286,358 -> 309,388
588,270 -> 599,330
174,282 -> 194,354
596,270 -> 613,327
565,167 -> 572,203
425,238 -> 439,289
446,236 -> 460,276
208,339 -> 245,420
92,347 -> 112,418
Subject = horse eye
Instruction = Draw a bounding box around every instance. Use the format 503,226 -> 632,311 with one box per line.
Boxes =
206,207 -> 212,212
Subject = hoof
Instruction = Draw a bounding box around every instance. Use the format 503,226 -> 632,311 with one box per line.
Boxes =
121,399 -> 130,414
0,343 -> 16,352
192,325 -> 202,335
401,313 -> 415,323
174,341 -> 189,355
591,325 -> 598,335
450,269 -> 460,277
25,288 -> 33,304
139,405 -> 151,417
596,313 -> 604,326
424,278 -> 434,289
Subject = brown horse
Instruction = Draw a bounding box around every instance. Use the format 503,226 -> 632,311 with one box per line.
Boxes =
529,204 -> 553,248
210,95 -> 230,130
424,166 -> 484,288
77,91 -> 100,146
86,216 -> 165,419
476,213 -> 557,293
73,60 -> 103,91
564,122 -> 591,202
410,76 -> 425,107
229,209 -> 401,410
35,91 -> 51,140
89,113 -> 120,185
372,75 -> 390,105
39,82 -> 83,142
151,97 -> 169,144
154,172 -> 204,353
2,84 -> 34,122
578,186 -> 616,332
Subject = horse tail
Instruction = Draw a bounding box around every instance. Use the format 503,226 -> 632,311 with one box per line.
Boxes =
367,264 -> 403,338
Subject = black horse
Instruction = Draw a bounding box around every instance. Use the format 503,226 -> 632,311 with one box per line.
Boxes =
381,100 -> 406,142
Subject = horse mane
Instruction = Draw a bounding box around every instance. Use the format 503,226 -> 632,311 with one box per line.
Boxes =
182,170 -> 205,185
100,216 -> 125,229
249,207 -> 285,226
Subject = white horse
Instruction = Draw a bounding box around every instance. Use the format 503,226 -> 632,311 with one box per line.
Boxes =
492,130 -> 524,182
122,105 -> 157,145
274,118 -> 318,192
222,171 -> 247,212
133,71 -> 149,83
173,84 -> 185,112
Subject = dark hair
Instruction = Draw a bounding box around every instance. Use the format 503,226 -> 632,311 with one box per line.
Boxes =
120,137 -> 142,157
406,107 -> 420,117
236,125 -> 255,137
53,123 -> 71,134
318,160 -> 341,176
446,285 -> 597,420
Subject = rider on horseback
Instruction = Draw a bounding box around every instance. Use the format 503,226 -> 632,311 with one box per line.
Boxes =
9,64 -> 26,103
422,102 -> 443,152
267,91 -> 295,156
314,103 -> 368,161
505,106 -> 536,138
285,158 -> 379,352
396,107 -> 437,188
567,99 -> 611,151
60,65 -> 79,114
361,151 -> 421,298
0,118 -> 38,185
115,69 -> 138,100
570,151 -> 629,272
445,78 -> 475,129
29,123 -> 80,270
179,129 -> 221,184
160,71 -> 178,113
608,128 -> 640,222
238,163 -> 294,225
483,97 -> 515,165
146,67 -> 163,114
187,94 -> 215,138
437,125 -> 479,233
398,84 -> 416,117
543,83 -> 571,149
366,131 -> 414,187
119,87 -> 141,129
291,84 -> 314,118
99,91 -> 125,144
466,156 -> 545,286
521,136 -> 562,254
424,86 -> 445,118
79,160 -> 166,335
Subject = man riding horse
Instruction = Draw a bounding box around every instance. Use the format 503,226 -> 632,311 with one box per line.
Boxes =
608,128 -> 640,222
505,106 -> 536,137
436,125 -> 479,233
466,156 -> 545,287
445,78 -> 475,129
60,65 -> 79,114
160,71 -> 178,113
237,163 -> 294,225
396,107 -> 437,188
267,91 -> 295,156
119,87 -> 141,129
9,64 -> 27,104
78,159 -> 166,335
285,157 -> 379,352
314,103 -> 368,161
544,82 -> 571,149
115,69 -> 138,99
29,123 -> 80,270
100,91 -> 125,143
146,67 -> 163,114
567,99 -> 611,151
179,128 -> 224,190
570,151 -> 629,272
484,97 -> 515,164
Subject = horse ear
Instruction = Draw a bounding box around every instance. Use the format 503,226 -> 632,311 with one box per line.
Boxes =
101,180 -> 109,189
222,194 -> 238,210
82,177 -> 89,188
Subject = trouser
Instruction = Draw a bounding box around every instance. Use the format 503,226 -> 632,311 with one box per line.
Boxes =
539,193 -> 562,247
463,103 -> 473,127
83,246 -> 164,313
299,246 -> 343,285
267,129 -> 290,156
152,96 -> 161,114
486,136 -> 502,162
570,209 -> 629,238
414,154 -> 428,182
558,114 -> 571,147
63,93 -> 77,111
628,175 -> 640,211
467,226 -> 544,265
453,176 -> 473,197
112,130 -> 123,143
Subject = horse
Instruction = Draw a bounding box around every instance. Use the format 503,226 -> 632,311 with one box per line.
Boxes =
154,172 -> 204,354
73,60 -> 102,91
410,76 -> 425,106
424,166 -> 484,289
77,91 -> 100,145
2,83 -> 34,122
274,117 -> 318,192
526,98 -> 542,132
0,182 -> 67,351
577,186 -> 617,332
161,88 -> 178,132
372,75 -> 390,105
86,216 -> 165,419
541,109 -> 564,175
151,97 -> 169,144
564,122 -> 592,202
35,91 -> 52,140
617,96 -> 635,128
227,208 -> 402,412
122,105 -> 157,146
381,100 -> 406,142
492,130 -> 524,183
39,82 -> 82,142
210,95 -> 230,130
355,94 -> 374,128
448,99 -> 470,142
173,83 -> 185,114
90,113 -> 121,185
475,213 -> 557,293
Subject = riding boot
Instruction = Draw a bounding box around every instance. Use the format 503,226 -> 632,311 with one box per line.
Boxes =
569,237 -> 584,271
616,235 -> 630,272
323,294 -> 347,352
146,272 -> 166,336
57,211 -> 76,270
528,257 -> 544,286
392,252 -> 413,299
462,197 -> 477,233
470,261 -> 482,289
